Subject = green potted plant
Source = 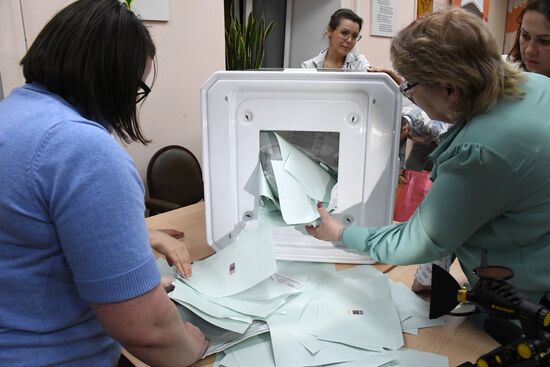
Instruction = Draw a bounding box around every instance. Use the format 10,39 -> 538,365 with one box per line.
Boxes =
225,10 -> 273,70
122,0 -> 133,9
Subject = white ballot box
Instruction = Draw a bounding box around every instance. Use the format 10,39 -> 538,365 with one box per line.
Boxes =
201,70 -> 401,264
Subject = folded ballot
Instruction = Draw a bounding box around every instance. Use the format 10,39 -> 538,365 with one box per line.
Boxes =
174,302 -> 269,357
181,221 -> 277,298
157,254 -> 301,357
259,132 -> 336,225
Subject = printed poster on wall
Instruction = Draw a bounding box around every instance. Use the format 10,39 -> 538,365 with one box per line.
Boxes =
370,0 -> 397,38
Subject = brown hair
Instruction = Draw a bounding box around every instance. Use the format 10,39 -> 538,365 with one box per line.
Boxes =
508,0 -> 550,69
391,9 -> 525,123
328,8 -> 363,31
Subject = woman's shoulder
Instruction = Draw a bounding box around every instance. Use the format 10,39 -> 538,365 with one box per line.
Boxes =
301,49 -> 327,69
432,102 -> 550,181
344,52 -> 370,71
1,84 -> 115,159
524,71 -> 550,90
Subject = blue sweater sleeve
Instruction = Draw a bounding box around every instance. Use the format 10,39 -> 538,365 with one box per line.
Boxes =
30,120 -> 159,303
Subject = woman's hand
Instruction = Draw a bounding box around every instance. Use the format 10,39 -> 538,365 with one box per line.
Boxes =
182,321 -> 210,361
368,66 -> 405,85
148,229 -> 192,277
156,228 -> 184,239
305,203 -> 345,242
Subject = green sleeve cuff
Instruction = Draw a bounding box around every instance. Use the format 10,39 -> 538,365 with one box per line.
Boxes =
341,225 -> 373,253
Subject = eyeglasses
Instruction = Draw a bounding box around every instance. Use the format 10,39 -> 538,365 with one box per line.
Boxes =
336,28 -> 362,42
136,80 -> 151,103
399,80 -> 419,99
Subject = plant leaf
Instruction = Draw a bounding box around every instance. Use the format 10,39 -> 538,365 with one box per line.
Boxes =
224,9 -> 273,70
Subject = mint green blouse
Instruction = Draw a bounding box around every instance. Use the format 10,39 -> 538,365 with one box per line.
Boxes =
342,73 -> 550,302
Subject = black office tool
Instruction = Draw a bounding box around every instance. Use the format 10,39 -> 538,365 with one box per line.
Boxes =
429,254 -> 550,367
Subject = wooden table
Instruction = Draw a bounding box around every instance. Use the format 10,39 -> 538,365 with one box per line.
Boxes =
387,264 -> 499,366
125,202 -> 499,367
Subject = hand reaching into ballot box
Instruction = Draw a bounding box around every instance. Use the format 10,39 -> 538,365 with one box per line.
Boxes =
148,229 -> 192,277
305,202 -> 345,242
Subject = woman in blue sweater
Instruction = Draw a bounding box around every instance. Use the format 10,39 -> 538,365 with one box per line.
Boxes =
0,1 -> 207,365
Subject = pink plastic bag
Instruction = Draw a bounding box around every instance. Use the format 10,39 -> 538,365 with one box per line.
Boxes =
393,170 -> 432,222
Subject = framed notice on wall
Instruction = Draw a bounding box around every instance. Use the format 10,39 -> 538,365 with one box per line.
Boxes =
370,0 -> 397,38
132,0 -> 170,21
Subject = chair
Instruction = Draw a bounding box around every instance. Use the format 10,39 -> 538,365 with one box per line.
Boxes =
146,145 -> 204,216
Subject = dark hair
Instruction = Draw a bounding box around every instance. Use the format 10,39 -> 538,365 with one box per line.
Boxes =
21,0 -> 156,144
328,8 -> 363,32
508,0 -> 550,69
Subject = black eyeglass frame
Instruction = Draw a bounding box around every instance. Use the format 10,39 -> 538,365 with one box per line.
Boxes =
136,80 -> 151,103
335,28 -> 362,43
399,81 -> 420,99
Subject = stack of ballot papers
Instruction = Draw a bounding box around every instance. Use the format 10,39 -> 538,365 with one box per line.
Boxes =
259,132 -> 337,225
158,221 -> 449,366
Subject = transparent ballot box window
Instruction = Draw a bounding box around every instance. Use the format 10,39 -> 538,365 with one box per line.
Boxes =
259,130 -> 339,225
201,71 -> 401,263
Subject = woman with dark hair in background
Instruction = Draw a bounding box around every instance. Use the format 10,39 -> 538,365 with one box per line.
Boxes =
508,0 -> 550,77
307,8 -> 550,343
0,1 -> 208,366
302,8 -> 370,71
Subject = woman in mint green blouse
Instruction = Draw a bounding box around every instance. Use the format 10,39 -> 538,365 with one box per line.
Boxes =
307,8 -> 550,308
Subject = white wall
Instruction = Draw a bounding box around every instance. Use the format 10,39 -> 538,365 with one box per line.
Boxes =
0,0 -> 75,93
124,1 -> 225,181
0,0 -> 28,95
0,0 -> 225,184
287,0 -> 341,68
354,0 -> 416,69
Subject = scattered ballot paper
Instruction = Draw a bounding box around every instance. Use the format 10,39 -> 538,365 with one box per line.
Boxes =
181,222 -> 277,297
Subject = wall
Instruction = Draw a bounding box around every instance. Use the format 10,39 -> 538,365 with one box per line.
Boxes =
354,0 -> 416,68
0,0 -> 28,95
0,0 -> 225,183
287,0 -> 342,67
124,1 -> 225,181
